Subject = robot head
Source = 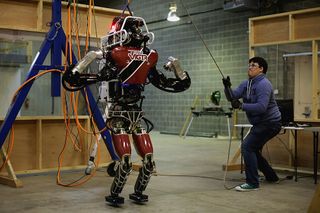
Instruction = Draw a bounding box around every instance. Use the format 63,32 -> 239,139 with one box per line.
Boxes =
101,16 -> 154,49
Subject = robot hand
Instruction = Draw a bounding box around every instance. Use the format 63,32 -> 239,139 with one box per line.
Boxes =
62,50 -> 105,91
62,64 -> 78,86
148,56 -> 191,93
164,56 -> 188,80
62,64 -> 99,91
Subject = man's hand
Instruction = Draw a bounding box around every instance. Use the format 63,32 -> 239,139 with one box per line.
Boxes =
222,76 -> 231,88
231,99 -> 242,109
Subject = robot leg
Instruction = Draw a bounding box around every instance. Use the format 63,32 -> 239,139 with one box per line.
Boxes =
129,130 -> 155,203
105,130 -> 132,205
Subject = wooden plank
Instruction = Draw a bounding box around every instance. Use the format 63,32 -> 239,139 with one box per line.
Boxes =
42,119 -> 85,168
229,148 -> 241,164
250,38 -> 320,48
297,131 -> 314,168
14,163 -> 110,175
37,0 -> 43,31
312,41 -> 319,119
35,119 -> 42,169
249,7 -> 320,47
308,184 -> 320,213
289,14 -> 294,40
8,121 -> 37,171
294,12 -> 320,40
295,118 -> 320,123
250,7 -> 320,21
0,0 -> 38,31
248,16 -> 255,58
0,116 -> 111,174
0,115 -> 89,120
263,128 -> 318,169
0,175 -> 23,188
252,16 -> 289,44
0,0 -> 125,36
222,164 -> 242,171
179,96 -> 199,137
42,1 -> 124,37
0,148 -> 23,188
132,162 -> 142,171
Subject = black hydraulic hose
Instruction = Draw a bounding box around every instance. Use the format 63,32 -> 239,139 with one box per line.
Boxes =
142,117 -> 154,133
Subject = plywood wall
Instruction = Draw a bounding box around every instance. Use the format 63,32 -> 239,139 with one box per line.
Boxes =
0,116 -> 112,174
0,0 -> 124,37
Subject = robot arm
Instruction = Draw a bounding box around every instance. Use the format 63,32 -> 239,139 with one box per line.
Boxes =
148,57 -> 191,93
72,50 -> 104,74
62,49 -> 108,91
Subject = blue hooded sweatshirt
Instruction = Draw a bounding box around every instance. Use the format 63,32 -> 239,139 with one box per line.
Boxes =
232,74 -> 281,125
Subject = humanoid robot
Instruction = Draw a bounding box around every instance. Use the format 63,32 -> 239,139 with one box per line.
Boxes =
62,16 -> 191,205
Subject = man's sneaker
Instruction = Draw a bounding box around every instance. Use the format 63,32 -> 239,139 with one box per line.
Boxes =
235,183 -> 259,192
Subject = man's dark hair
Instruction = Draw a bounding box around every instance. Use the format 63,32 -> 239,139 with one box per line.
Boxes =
249,57 -> 268,74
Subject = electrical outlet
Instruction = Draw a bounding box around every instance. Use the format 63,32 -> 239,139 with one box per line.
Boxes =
273,89 -> 279,95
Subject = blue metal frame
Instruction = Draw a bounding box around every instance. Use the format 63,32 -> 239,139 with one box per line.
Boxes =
0,0 -> 118,160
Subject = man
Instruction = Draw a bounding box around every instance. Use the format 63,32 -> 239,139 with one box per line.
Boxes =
223,56 -> 281,191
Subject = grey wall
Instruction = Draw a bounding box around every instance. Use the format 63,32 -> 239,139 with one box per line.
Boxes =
124,0 -> 320,136
1,0 -> 319,137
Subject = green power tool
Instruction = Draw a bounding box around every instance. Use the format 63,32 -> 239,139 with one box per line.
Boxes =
211,90 -> 221,106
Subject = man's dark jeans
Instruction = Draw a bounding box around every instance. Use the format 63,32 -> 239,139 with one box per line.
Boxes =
242,121 -> 282,187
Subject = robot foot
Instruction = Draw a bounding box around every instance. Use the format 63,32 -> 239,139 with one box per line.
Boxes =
105,195 -> 124,205
129,193 -> 148,203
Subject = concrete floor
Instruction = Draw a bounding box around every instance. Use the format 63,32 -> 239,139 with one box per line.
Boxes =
0,132 -> 316,213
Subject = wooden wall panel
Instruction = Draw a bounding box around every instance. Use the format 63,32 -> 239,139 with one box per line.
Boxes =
41,120 -> 85,168
0,116 -> 112,174
264,129 -> 318,171
0,0 -> 124,38
6,121 -> 37,171
250,7 -> 320,46
0,1 -> 38,31
293,12 -> 320,40
252,16 -> 289,44
297,131 -> 314,168
95,139 -> 112,165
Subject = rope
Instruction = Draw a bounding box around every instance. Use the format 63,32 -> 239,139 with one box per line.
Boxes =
179,1 -> 225,78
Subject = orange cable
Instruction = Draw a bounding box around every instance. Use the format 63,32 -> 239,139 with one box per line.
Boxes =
12,69 -> 62,102
72,88 -> 107,134
69,92 -> 83,151
56,1 -> 107,187
72,91 -> 84,150
57,104 -> 99,187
